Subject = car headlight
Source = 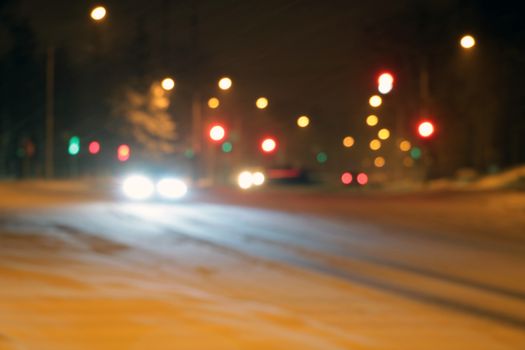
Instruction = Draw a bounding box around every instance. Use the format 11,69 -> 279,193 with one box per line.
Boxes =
252,171 -> 265,186
122,175 -> 155,200
237,171 -> 254,189
156,178 -> 188,199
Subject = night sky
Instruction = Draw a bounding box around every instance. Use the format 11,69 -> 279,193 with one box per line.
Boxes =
1,0 -> 524,177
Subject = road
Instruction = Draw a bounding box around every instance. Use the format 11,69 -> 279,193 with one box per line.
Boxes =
1,181 -> 525,349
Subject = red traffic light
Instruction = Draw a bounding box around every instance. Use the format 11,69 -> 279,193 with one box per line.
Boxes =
417,120 -> 435,138
117,144 -> 130,162
88,141 -> 100,155
209,124 -> 226,142
357,172 -> 368,186
260,137 -> 277,153
377,72 -> 394,94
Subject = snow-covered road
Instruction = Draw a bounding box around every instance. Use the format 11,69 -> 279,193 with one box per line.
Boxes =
1,182 -> 524,349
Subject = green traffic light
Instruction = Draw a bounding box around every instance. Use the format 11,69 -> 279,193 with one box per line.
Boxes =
68,136 -> 80,155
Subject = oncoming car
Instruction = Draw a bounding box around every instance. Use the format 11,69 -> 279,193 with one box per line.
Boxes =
120,172 -> 190,200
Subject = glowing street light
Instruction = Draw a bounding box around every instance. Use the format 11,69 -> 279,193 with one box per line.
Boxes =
208,97 -> 220,109
378,128 -> 390,140
256,97 -> 269,109
369,95 -> 382,107
460,35 -> 476,49
161,77 -> 175,91
366,115 -> 379,126
90,6 -> 107,21
297,115 -> 310,128
343,136 -> 355,148
218,77 -> 232,90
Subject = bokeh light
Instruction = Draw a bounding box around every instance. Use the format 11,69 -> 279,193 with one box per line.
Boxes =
161,77 -> 175,91
460,35 -> 476,49
122,175 -> 154,200
399,140 -> 411,152
88,141 -> 100,155
90,6 -> 107,21
369,95 -> 382,107
261,138 -> 277,153
369,139 -> 381,151
378,72 -> 394,94
410,147 -> 422,159
218,77 -> 232,90
378,128 -> 390,140
366,115 -> 379,126
343,136 -> 355,148
209,124 -> 226,142
357,173 -> 368,186
403,156 -> 414,167
418,121 -> 435,138
117,144 -> 130,162
256,97 -> 269,109
221,141 -> 233,153
374,156 -> 385,168
252,172 -> 265,186
316,152 -> 328,163
208,97 -> 220,109
238,171 -> 253,190
297,115 -> 310,128
341,172 -> 353,185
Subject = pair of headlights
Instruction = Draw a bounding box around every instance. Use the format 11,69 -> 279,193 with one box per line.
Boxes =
122,175 -> 188,200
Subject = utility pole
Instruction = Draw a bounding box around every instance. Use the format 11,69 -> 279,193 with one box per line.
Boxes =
45,46 -> 55,178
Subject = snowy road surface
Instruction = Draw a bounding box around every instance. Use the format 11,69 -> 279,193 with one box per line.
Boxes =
0,181 -> 524,349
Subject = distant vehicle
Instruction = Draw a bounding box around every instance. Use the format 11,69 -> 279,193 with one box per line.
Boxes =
266,167 -> 312,185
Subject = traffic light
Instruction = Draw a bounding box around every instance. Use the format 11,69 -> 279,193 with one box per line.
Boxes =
417,120 -> 435,138
209,124 -> 226,142
377,72 -> 394,94
68,136 -> 80,155
117,144 -> 130,162
88,141 -> 100,155
260,137 -> 277,153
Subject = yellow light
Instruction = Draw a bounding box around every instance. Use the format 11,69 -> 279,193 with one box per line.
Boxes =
297,115 -> 310,128
90,6 -> 107,21
218,77 -> 232,90
256,97 -> 269,109
161,77 -> 175,91
403,156 -> 414,167
378,128 -> 390,140
366,115 -> 379,126
369,139 -> 381,151
399,140 -> 411,152
342,136 -> 355,148
369,95 -> 382,107
460,35 -> 476,49
208,97 -> 220,109
374,156 -> 385,168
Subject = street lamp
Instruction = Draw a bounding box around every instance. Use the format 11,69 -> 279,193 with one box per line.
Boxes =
90,6 -> 107,21
161,77 -> 175,91
218,77 -> 232,90
256,97 -> 269,109
460,35 -> 476,49
297,115 -> 310,128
